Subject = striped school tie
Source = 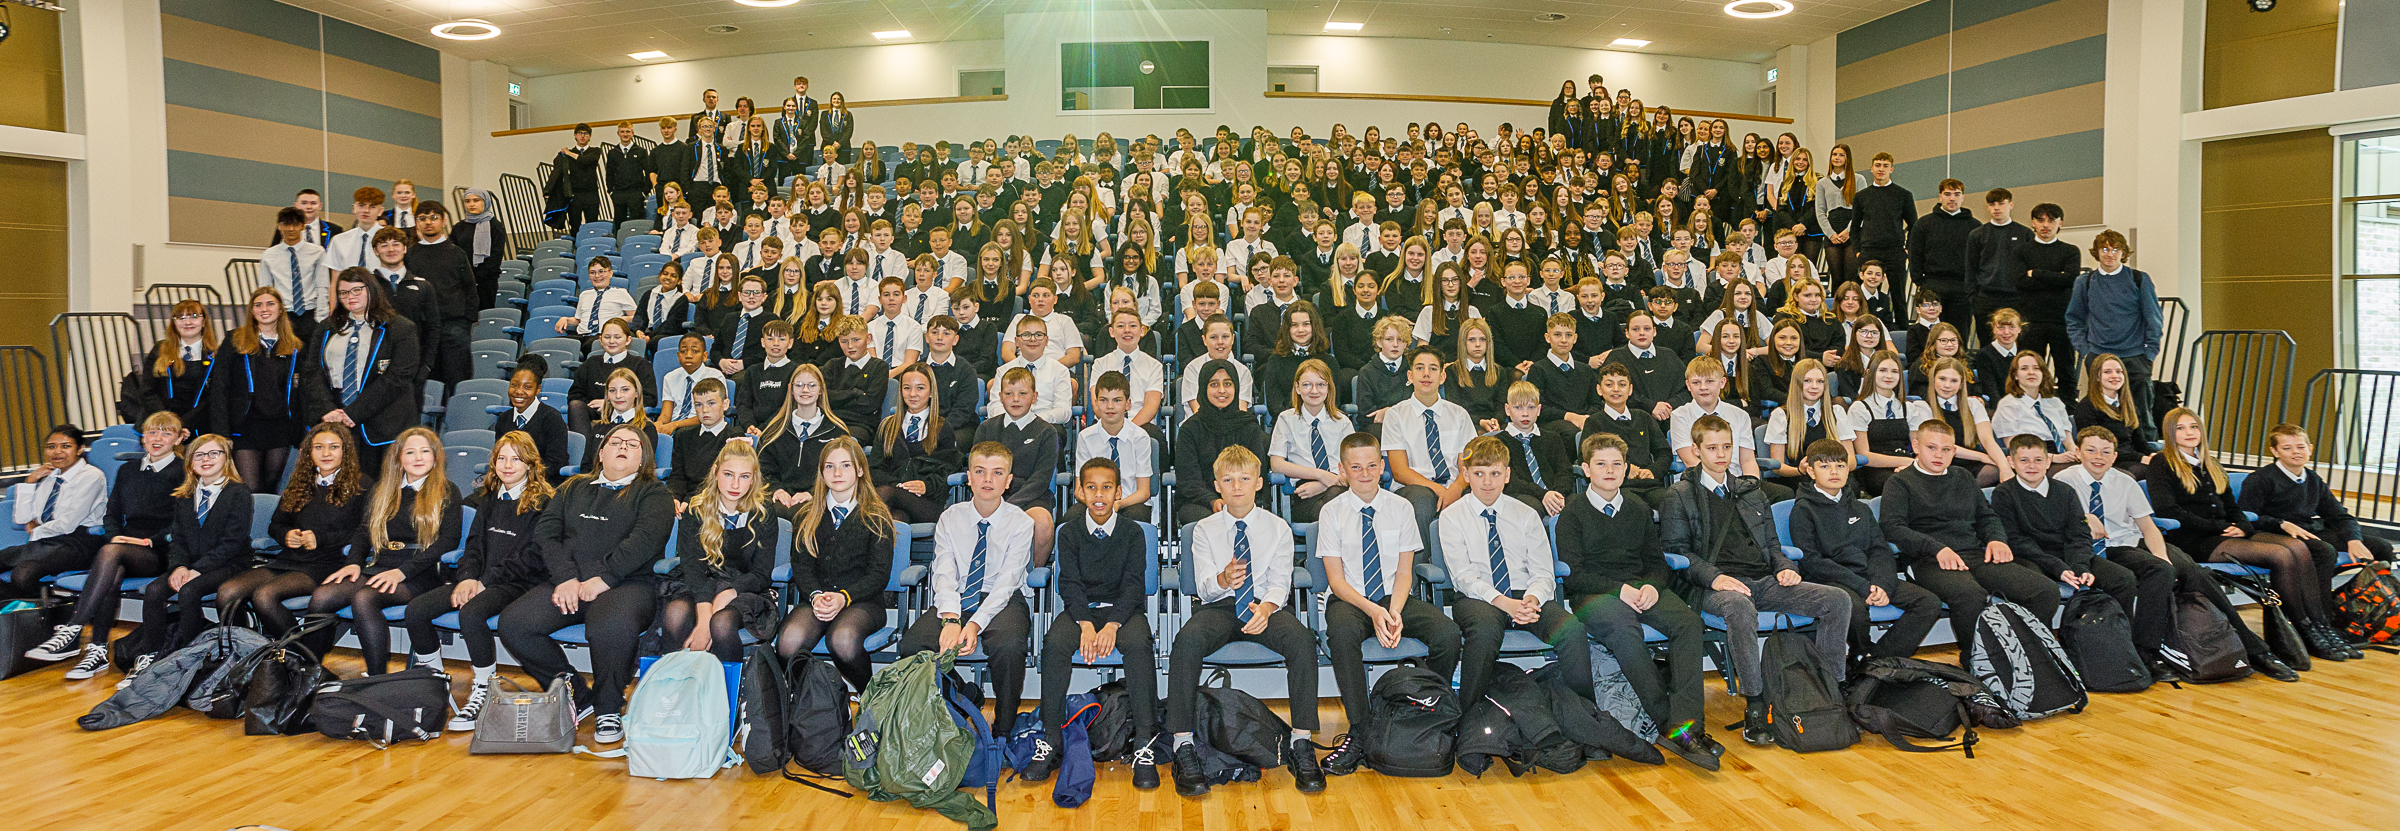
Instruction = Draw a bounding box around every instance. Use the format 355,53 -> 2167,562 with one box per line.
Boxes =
1231,519 -> 1257,622
1359,506 -> 1385,601
961,520 -> 990,616
1484,509 -> 1511,597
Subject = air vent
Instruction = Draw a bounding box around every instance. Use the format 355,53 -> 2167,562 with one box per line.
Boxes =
1535,12 -> 1568,22
706,25 -> 742,34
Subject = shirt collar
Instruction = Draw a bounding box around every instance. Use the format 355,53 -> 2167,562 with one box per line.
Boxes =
1085,513 -> 1118,536
315,471 -> 337,486
1506,423 -> 1539,439
143,454 -> 176,472
400,475 -> 426,491
1698,470 -> 1727,493
700,420 -> 727,436
597,471 -> 636,488
1814,485 -> 1844,502
2016,476 -> 2050,497
1603,403 -> 1633,420
498,481 -> 525,500
1004,412 -> 1038,430
1584,489 -> 1623,514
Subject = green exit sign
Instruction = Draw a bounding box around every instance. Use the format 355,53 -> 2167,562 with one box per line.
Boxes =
508,82 -> 522,97
1766,68 -> 1777,83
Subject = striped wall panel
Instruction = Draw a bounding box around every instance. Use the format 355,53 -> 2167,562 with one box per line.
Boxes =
1835,0 -> 2106,222
161,0 -> 442,246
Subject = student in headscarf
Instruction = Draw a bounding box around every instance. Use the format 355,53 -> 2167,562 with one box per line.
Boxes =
453,187 -> 510,310
1172,359 -> 1268,526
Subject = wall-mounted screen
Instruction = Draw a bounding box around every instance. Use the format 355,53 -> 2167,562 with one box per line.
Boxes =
1061,41 -> 1209,111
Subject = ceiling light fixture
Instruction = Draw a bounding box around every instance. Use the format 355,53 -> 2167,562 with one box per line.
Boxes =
430,18 -> 500,40
1610,37 -> 1649,48
1723,0 -> 1794,19
735,0 -> 800,6
872,29 -> 911,40
628,50 -> 669,60
1324,21 -> 1363,32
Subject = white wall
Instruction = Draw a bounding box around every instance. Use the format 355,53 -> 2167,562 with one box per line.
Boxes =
1271,35 -> 1763,113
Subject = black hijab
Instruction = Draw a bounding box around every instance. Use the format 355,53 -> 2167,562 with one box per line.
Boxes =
1184,359 -> 1257,448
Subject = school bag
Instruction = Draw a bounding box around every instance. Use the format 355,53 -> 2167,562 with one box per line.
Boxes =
1356,662 -> 1461,777
737,644 -> 791,772
1196,669 -> 1289,770
1588,640 -> 1662,743
1753,628 -> 1859,753
2056,592 -> 2152,693
843,650 -> 998,831
583,650 -> 740,779
1455,664 -> 1582,777
469,674 -> 579,754
2160,590 -> 2252,684
1083,678 -> 1152,762
737,644 -> 852,791
2333,561 -> 2400,645
1966,600 -> 2087,720
1534,662 -> 1663,765
2216,571 -> 2312,672
78,626 -> 268,731
1002,697 -> 1102,808
1842,657 -> 2019,758
309,666 -> 452,746
235,622 -> 335,736
0,600 -> 68,680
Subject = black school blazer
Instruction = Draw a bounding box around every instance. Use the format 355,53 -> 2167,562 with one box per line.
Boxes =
300,317 -> 421,448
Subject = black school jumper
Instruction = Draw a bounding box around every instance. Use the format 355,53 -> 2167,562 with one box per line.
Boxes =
874,420 -> 962,524
1988,478 -> 2142,635
1555,491 -> 1705,729
500,477 -> 675,715
494,403 -> 573,485
1601,345 -> 1688,415
975,416 -> 1062,515
223,478 -> 373,636
1041,512 -> 1157,750
1577,408 -> 1673,501
133,481 -> 257,656
60,460 -> 182,640
663,511 -> 778,662
778,509 -> 898,693
404,489 -> 549,668
1787,485 -> 1941,659
1879,465 -> 2060,660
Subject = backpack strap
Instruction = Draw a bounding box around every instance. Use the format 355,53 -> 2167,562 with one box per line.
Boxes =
781,762 -> 855,796
1873,702 -> 1977,758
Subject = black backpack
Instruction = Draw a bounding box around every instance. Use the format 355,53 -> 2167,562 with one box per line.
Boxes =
2057,592 -> 2152,693
739,644 -> 792,773
1966,600 -> 2087,720
1084,679 -> 1153,762
1358,663 -> 1460,777
235,621 -> 334,736
308,666 -> 452,746
0,600 -> 69,680
2161,590 -> 2253,683
1843,657 -> 2019,757
1197,670 -> 1288,770
787,655 -> 854,779
1755,628 -> 1859,753
1456,664 -> 1582,777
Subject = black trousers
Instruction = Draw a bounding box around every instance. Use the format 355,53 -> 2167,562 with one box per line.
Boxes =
2019,311 -> 2077,400
0,534 -> 103,599
2103,544 -> 2272,660
1574,589 -> 1705,728
1908,557 -> 2060,663
1323,596 -> 1461,727
134,566 -> 240,655
1166,600 -> 1320,733
1454,596 -> 1590,706
498,580 -> 657,715
1039,612 -> 1157,747
1394,484 -> 1444,551
1837,580 -> 1944,660
610,192 -> 648,226
896,596 -> 1031,735
566,194 -> 600,229
403,581 -> 532,667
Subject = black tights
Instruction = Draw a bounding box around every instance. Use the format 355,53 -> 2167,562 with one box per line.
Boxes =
659,597 -> 747,662
877,485 -> 946,524
776,600 -> 885,694
216,568 -> 320,637
233,448 -> 289,496
306,578 -> 420,675
69,544 -> 165,640
2211,532 -> 2337,625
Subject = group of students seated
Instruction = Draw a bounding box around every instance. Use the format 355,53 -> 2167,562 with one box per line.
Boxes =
5,87 -> 2389,798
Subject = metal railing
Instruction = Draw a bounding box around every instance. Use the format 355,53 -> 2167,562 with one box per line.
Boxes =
2183,329 -> 2296,469
2297,369 -> 2400,533
2156,296 -> 2193,386
0,346 -> 64,474
224,258 -> 262,306
499,172 -> 547,255
141,283 -> 233,343
50,313 -> 147,429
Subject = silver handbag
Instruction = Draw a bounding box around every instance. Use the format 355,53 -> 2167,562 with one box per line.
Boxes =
468,674 -> 577,754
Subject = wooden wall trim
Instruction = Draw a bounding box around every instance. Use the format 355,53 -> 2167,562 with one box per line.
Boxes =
1260,91 -> 1793,124
490,94 -> 1010,138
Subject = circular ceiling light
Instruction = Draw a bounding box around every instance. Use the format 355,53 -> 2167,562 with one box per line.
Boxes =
1723,0 -> 1794,18
735,0 -> 800,6
431,18 -> 500,40
1535,13 -> 1568,22
706,25 -> 742,34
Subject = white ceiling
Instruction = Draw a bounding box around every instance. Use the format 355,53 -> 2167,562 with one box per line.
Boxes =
282,0 -> 1919,77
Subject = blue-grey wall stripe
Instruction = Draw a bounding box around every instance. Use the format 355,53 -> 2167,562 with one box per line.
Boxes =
1835,36 -> 2106,136
166,151 -> 411,210
163,0 -> 440,83
164,59 -> 443,154
1837,0 -> 2070,67
1886,130 -> 2104,193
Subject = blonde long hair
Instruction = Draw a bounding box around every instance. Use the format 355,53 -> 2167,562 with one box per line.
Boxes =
366,427 -> 449,551
794,437 -> 896,557
2159,407 -> 2230,496
689,440 -> 770,568
172,433 -> 241,498
231,287 -> 301,358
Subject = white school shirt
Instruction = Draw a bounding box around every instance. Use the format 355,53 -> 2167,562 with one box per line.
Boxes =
1074,421 -> 1155,496
569,287 -> 638,336
988,356 -> 1074,424
1526,286 -> 1575,316
659,366 -> 728,419
1089,349 -> 1166,411
1699,308 -> 1775,346
957,159 -> 994,187
263,240 -> 328,319
2054,464 -> 2152,549
324,225 -> 381,276
1411,303 -> 1485,344
10,461 -> 108,541
658,224 -> 702,260
932,251 -> 971,287
1380,395 -> 1474,483
1669,399 -> 1758,456
1178,357 -> 1255,412
1185,508 -> 1297,606
1220,237 -> 1276,278
1000,312 -> 1085,363
900,285 -> 952,325
1316,488 -> 1423,599
1340,222 -> 1384,255
1269,406 -> 1355,474
830,275 -> 879,317
1437,494 -> 1555,604
929,500 -> 1036,628
868,314 -> 925,366
1763,402 -> 1844,447
1990,395 -> 2076,451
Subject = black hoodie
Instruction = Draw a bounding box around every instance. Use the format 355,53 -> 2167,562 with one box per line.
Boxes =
1787,484 -> 1896,596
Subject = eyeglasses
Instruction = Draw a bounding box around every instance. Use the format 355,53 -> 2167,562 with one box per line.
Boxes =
603,437 -> 647,451
190,449 -> 228,460
337,286 -> 370,297
173,313 -> 205,321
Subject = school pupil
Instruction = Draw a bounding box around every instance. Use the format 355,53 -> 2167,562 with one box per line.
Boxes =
291,427 -> 463,675
900,440 -> 1036,736
1990,351 -> 2079,469
821,316 -> 891,430
1168,444 -> 1326,797
2243,424 -> 2394,566
2149,410 -> 2359,661
1879,419 -> 2061,665
21,413 -> 185,676
868,278 -> 926,374
1658,415 -> 1850,748
499,422 -> 676,744
1491,381 -> 1572,516
973,367 -> 1062,559
569,319 -> 652,434
709,274 -> 775,375
1177,314 -> 1256,414
1842,351 -> 1931,496
2058,427 -> 2298,681
1920,356 -> 2004,486
731,320 -> 800,431
1440,436 -> 1598,723
1091,307 -> 1167,433
1602,313 -> 1687,422
1986,433 -> 2146,650
492,358 -> 570,484
265,207 -> 329,340
2072,352 -> 2148,475
123,434 -> 256,672
213,425 -> 372,642
1787,439 -> 1943,662
1258,300 -> 1331,421
403,429 -> 561,729
1444,318 -> 1511,432
919,314 -> 985,447
2065,229 -> 2161,443
2,427 -> 109,605
757,363 -> 848,513
656,334 -> 729,435
990,315 -> 1076,425
875,363 -> 961,524
659,441 -> 779,664
1026,458 -> 1162,788
1351,315 -> 1415,431
217,287 -> 306,486
1313,432 -> 1464,775
125,298 -> 221,436
1074,371 -> 1156,523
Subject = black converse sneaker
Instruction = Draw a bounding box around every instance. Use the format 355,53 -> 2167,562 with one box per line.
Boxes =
448,678 -> 493,731
62,644 -> 109,680
593,713 -> 625,744
25,625 -> 80,661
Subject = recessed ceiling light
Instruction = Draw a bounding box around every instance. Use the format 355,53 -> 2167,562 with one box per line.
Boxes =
1610,37 -> 1650,48
1324,21 -> 1363,32
872,29 -> 911,40
628,50 -> 669,60
1535,12 -> 1568,22
1723,0 -> 1794,19
735,0 -> 800,6
705,25 -> 742,34
431,18 -> 499,40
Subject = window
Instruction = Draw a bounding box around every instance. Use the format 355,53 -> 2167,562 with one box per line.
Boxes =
959,70 -> 1005,97
2340,131 -> 2400,370
1060,41 -> 1209,111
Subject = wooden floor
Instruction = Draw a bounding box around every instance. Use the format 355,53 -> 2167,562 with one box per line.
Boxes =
7,615 -> 2397,831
